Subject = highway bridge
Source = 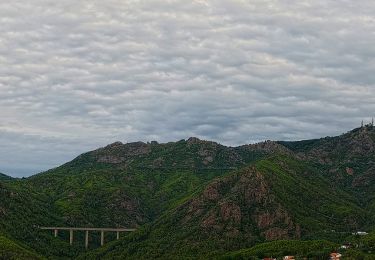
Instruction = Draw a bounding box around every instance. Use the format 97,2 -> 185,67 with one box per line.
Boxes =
40,227 -> 136,249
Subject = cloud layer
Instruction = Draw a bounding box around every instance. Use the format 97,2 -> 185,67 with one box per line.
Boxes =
1,0 -> 375,176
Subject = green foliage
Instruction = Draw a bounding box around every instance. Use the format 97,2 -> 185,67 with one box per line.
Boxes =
222,240 -> 337,259
1,129 -> 375,259
0,172 -> 12,180
255,156 -> 366,234
0,235 -> 43,260
78,156 -> 368,259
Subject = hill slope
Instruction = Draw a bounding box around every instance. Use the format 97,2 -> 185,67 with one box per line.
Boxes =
280,125 -> 375,191
80,156 -> 364,259
223,240 -> 338,259
0,129 -> 374,259
0,178 -> 83,258
1,138 -> 269,258
280,125 -> 375,229
0,235 -> 43,260
0,172 -> 12,180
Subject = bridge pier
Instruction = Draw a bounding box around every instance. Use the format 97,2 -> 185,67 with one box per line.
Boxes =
40,227 -> 135,247
85,230 -> 89,249
101,231 -> 105,246
69,229 -> 73,245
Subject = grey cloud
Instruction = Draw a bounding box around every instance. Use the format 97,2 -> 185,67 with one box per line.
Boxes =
1,0 -> 375,176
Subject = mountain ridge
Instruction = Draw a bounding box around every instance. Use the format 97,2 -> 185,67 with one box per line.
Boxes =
1,126 -> 375,259
0,172 -> 12,180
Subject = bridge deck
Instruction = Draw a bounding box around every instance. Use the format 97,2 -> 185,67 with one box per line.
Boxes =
40,226 -> 135,247
40,227 -> 136,232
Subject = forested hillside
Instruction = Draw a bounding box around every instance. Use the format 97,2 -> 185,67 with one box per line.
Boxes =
1,127 -> 375,259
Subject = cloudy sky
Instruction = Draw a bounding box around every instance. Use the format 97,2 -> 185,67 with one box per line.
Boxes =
1,0 -> 375,177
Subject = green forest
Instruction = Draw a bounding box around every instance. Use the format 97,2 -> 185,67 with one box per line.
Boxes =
1,126 -> 375,259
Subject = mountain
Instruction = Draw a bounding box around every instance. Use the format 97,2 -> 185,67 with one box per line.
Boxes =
79,156 -> 364,259
1,126 -> 375,259
279,125 -> 375,190
0,172 -> 12,180
280,125 -> 375,228
0,138 -> 268,258
22,138 -> 271,229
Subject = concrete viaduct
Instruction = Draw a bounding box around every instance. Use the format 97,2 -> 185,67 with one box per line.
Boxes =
40,227 -> 136,249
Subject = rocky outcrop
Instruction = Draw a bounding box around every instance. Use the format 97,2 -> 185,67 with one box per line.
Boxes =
109,191 -> 146,225
220,201 -> 241,224
182,166 -> 300,241
346,167 -> 354,175
93,141 -> 151,164
97,155 -> 125,164
280,126 -> 375,193
352,167 -> 375,187
244,140 -> 294,156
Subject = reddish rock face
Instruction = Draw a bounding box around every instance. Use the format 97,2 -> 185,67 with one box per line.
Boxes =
201,212 -> 217,228
256,212 -> 276,229
352,167 -> 375,187
284,126 -> 375,194
346,167 -> 354,175
263,227 -> 289,240
180,166 -> 300,241
220,201 -> 241,224
202,181 -> 221,201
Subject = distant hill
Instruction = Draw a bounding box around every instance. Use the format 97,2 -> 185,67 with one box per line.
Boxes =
1,126 -> 375,259
0,172 -> 12,180
279,125 -> 375,221
279,126 -> 375,192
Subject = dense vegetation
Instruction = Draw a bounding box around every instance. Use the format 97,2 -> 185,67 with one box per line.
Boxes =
78,156 -> 365,259
0,235 -> 43,260
222,240 -> 338,259
1,126 -> 375,259
0,172 -> 12,180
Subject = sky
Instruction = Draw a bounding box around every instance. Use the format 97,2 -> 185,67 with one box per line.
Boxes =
1,0 -> 375,177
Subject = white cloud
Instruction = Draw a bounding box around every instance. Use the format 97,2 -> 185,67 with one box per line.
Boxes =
0,0 -> 374,176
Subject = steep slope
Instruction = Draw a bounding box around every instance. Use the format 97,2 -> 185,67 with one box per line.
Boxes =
255,156 -> 365,234
80,156 -> 364,259
223,240 -> 338,259
0,172 -> 12,180
1,138 -> 269,258
279,125 -> 375,228
1,129 -> 374,259
0,235 -> 43,260
22,138 -> 271,229
0,179 -> 81,259
279,125 -> 375,191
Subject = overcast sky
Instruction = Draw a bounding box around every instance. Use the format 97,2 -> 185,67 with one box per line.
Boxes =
1,0 -> 375,177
